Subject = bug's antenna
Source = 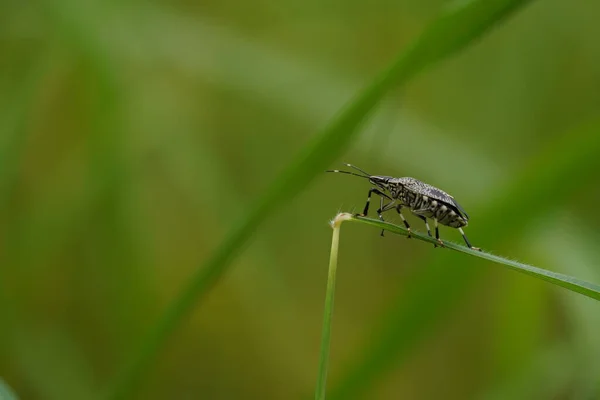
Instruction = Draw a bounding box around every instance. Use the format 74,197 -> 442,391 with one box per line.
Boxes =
325,169 -> 370,179
344,163 -> 371,177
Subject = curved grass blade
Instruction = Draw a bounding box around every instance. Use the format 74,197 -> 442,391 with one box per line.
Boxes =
351,215 -> 600,300
106,0 -> 536,398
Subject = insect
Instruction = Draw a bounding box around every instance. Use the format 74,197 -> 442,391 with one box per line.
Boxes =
326,164 -> 481,251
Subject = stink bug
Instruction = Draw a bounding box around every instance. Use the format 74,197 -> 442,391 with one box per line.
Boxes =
326,164 -> 481,251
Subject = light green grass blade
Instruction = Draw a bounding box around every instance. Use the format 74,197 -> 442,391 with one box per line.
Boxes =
350,215 -> 600,300
106,0 -> 536,398
0,379 -> 19,400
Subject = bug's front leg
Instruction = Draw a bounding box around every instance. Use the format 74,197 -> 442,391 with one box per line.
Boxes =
458,227 -> 481,251
376,198 -> 397,237
378,196 -> 386,236
359,187 -> 391,217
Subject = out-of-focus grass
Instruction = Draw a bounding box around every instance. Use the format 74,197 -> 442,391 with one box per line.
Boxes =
0,378 -> 19,400
8,327 -> 95,400
2,0 -> 600,399
0,55 -> 57,400
535,220 -> 600,399
483,218 -> 600,399
107,0 -> 536,398
37,0 -> 156,367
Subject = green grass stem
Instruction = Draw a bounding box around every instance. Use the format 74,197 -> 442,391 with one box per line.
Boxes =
315,214 -> 352,400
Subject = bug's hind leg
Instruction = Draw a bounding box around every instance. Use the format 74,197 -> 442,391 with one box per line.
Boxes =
415,215 -> 436,248
434,218 -> 445,247
458,227 -> 481,251
395,205 -> 412,238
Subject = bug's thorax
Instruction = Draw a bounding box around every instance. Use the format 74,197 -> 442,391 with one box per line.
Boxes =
382,178 -> 407,200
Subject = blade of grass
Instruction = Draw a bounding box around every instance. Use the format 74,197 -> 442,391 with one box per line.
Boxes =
134,8 -> 503,192
315,214 -> 352,400
350,214 -> 600,300
329,116 -> 600,400
325,211 -> 600,400
106,0 -> 536,397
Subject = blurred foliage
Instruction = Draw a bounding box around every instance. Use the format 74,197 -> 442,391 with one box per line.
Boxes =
1,0 -> 600,399
0,378 -> 19,400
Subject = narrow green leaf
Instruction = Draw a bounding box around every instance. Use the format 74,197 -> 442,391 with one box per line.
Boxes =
321,211 -> 600,400
106,0 -> 535,398
351,215 -> 600,300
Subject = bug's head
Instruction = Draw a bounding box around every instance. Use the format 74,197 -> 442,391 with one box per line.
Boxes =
368,175 -> 391,190
326,164 -> 391,190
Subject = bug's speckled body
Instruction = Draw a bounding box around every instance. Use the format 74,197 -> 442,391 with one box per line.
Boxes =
326,164 -> 480,251
389,177 -> 468,228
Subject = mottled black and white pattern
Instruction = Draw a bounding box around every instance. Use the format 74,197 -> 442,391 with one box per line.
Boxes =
325,164 -> 481,250
388,177 -> 468,228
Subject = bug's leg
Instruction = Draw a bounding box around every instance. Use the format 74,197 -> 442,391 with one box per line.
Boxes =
458,227 -> 481,251
414,215 -> 432,238
434,218 -> 445,247
376,200 -> 397,236
360,188 -> 390,217
395,205 -> 412,238
415,215 -> 436,247
378,196 -> 386,236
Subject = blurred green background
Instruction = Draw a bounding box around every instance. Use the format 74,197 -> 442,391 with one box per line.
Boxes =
1,0 -> 600,399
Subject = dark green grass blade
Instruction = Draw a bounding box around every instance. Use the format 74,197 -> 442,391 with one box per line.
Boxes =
106,0 -> 536,398
351,215 -> 600,300
329,117 -> 600,400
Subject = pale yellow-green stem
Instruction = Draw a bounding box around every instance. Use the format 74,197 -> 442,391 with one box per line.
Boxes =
315,213 -> 352,400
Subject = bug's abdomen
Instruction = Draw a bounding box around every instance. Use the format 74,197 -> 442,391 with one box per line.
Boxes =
407,193 -> 467,228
